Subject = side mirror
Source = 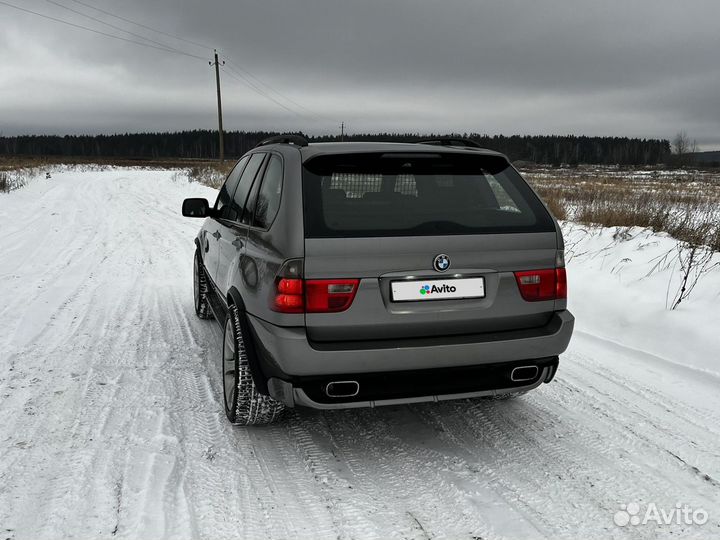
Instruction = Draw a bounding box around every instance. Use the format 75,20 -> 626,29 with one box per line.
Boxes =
182,198 -> 211,218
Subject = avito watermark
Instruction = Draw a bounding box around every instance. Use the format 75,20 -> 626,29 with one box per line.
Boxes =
614,502 -> 708,527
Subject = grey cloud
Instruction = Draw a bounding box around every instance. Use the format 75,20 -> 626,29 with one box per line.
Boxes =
1,0 -> 719,148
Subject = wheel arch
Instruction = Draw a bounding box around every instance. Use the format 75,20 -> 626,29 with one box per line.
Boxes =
227,286 -> 270,395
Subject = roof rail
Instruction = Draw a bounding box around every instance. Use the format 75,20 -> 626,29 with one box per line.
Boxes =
415,138 -> 481,148
255,134 -> 309,148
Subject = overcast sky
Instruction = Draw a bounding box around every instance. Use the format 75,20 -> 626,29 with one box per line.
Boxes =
1,0 -> 719,148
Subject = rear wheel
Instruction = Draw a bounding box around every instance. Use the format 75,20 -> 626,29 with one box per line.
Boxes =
193,250 -> 212,319
222,304 -> 285,425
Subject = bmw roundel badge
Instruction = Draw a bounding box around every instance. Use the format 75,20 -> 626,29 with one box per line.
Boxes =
433,254 -> 451,272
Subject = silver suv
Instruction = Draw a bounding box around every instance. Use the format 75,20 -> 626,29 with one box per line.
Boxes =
182,136 -> 574,425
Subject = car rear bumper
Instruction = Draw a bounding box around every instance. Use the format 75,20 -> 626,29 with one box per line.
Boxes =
267,356 -> 559,409
247,309 -> 573,408
248,310 -> 573,375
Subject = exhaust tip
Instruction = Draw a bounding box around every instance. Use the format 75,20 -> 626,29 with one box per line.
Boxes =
510,365 -> 539,383
325,381 -> 360,398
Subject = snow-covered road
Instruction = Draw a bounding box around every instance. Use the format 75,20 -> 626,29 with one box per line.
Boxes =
1,169 -> 719,539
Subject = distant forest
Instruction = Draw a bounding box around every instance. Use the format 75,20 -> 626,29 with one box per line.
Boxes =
0,130 -> 672,165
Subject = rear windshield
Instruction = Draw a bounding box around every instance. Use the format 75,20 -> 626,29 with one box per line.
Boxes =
302,152 -> 555,238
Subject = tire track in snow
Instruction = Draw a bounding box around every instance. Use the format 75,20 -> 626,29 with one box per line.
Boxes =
285,407 -> 508,539
557,353 -> 720,510
2,169 -> 720,539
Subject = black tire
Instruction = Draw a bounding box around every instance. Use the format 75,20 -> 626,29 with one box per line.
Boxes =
222,304 -> 285,425
193,250 -> 213,320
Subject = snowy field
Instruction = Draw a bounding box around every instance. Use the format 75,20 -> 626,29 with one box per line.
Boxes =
1,168 -> 719,539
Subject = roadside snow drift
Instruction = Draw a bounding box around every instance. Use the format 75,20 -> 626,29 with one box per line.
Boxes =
1,168 -> 719,539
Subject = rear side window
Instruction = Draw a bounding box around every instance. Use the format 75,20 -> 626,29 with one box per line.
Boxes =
254,155 -> 283,229
215,156 -> 248,216
226,153 -> 265,222
302,152 -> 555,238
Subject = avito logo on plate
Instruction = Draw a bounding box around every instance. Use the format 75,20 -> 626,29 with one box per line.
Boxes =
392,277 -> 485,301
419,284 -> 457,295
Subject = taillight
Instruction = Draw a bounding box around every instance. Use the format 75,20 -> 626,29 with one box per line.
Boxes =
271,259 -> 359,313
272,259 -> 304,313
555,267 -> 567,299
306,279 -> 359,313
556,250 -> 567,300
274,278 -> 304,313
514,268 -> 567,301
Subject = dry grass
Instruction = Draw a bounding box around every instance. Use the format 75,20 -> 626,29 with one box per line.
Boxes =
1,155 -> 234,192
0,155 -> 227,171
542,195 -> 567,221
183,163 -> 234,188
0,169 -> 30,193
522,165 -> 720,252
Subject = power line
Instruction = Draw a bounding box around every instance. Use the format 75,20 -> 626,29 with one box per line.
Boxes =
0,0 -> 206,60
221,66 -> 311,119
222,65 -> 338,130
54,0 -> 326,123
65,0 -> 213,52
2,0 -> 339,129
43,0 -> 192,56
222,55 -> 338,124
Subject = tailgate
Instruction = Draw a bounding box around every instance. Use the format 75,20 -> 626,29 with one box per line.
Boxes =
304,233 -> 558,341
301,150 -> 559,342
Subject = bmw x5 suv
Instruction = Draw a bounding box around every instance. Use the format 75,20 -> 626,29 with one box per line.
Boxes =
182,136 -> 574,425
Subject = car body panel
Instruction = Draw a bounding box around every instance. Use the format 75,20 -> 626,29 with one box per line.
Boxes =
304,232 -> 558,341
248,310 -> 574,377
200,221 -> 222,284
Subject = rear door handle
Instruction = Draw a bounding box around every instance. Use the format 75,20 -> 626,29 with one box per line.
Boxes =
212,230 -> 221,240
232,238 -> 244,249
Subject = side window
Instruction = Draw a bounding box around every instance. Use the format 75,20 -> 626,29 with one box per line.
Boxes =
241,158 -> 266,225
226,153 -> 266,222
254,155 -> 283,229
215,156 -> 248,216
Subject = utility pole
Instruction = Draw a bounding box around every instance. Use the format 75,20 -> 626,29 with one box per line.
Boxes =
340,122 -> 344,142
210,50 -> 225,163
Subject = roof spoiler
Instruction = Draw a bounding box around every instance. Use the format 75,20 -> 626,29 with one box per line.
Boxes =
415,138 -> 481,148
255,134 -> 309,148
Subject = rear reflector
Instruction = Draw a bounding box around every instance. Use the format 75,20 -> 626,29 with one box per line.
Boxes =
514,268 -> 567,301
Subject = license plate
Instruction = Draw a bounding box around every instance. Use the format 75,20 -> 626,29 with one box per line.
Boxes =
391,277 -> 485,302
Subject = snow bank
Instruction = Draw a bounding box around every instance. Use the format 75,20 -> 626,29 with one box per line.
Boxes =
564,222 -> 720,376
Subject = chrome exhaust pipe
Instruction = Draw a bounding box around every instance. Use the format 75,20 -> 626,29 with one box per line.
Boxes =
510,365 -> 539,382
325,381 -> 360,398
